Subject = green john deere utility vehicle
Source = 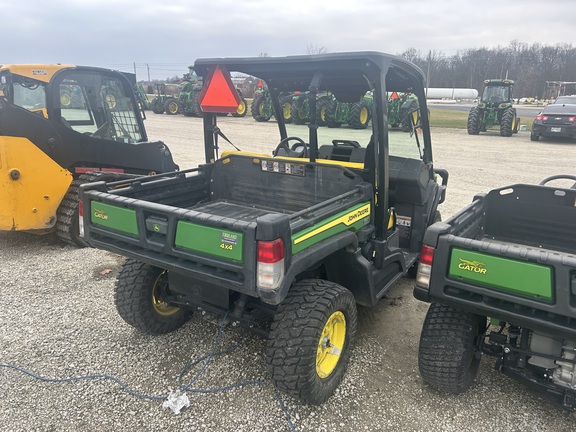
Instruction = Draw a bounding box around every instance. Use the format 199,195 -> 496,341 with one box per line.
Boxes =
467,79 -> 520,137
79,52 -> 448,404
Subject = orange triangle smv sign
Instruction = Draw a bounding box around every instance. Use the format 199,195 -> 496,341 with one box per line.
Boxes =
198,65 -> 241,113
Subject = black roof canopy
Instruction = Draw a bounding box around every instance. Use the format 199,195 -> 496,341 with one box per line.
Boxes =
193,51 -> 426,102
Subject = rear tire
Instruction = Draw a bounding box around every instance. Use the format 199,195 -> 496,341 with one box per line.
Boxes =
115,259 -> 190,335
325,101 -> 342,128
267,279 -> 357,404
251,93 -> 271,122
418,303 -> 485,394
232,97 -> 247,117
530,130 -> 540,141
348,100 -> 370,129
316,97 -> 332,126
164,98 -> 179,115
280,95 -> 293,124
467,107 -> 482,135
500,107 -> 516,137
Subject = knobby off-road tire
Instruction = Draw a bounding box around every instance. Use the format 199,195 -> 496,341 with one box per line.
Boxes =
280,95 -> 293,124
316,97 -> 332,126
325,101 -> 342,128
291,99 -> 307,125
401,101 -> 418,132
418,303 -> 486,394
232,97 -> 248,117
251,93 -> 271,122
348,100 -> 370,129
115,259 -> 190,335
500,107 -> 517,137
267,279 -> 357,405
164,97 -> 179,115
467,107 -> 482,135
55,172 -> 107,247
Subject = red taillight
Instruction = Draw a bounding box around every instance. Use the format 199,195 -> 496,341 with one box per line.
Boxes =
257,239 -> 285,291
416,245 -> 435,289
568,116 -> 576,123
535,114 -> 548,121
78,200 -> 85,238
419,245 -> 435,266
257,238 -> 284,263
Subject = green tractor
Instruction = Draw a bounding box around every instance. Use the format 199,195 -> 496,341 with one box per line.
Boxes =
251,82 -> 294,123
325,92 -> 372,129
388,92 -> 419,131
467,79 -> 520,137
149,83 -> 180,115
291,91 -> 334,125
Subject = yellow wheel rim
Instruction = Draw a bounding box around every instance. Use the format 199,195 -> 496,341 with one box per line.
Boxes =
320,106 -> 327,122
511,114 -> 517,130
236,101 -> 246,115
258,102 -> 265,116
60,93 -> 71,107
316,311 -> 346,378
360,107 -> 369,124
105,94 -> 117,109
168,102 -> 178,114
283,102 -> 292,119
151,271 -> 180,316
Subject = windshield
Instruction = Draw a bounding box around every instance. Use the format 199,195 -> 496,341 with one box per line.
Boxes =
481,85 -> 510,103
56,71 -> 145,143
2,73 -> 47,110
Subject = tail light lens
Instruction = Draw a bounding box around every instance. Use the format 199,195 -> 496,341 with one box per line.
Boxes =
535,114 -> 548,121
257,238 -> 285,290
416,244 -> 435,288
568,116 -> 575,123
78,200 -> 84,238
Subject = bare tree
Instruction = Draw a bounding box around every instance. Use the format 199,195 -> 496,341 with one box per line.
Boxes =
306,44 -> 327,55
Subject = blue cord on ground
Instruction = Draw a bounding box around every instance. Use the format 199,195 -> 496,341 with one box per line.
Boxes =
0,312 -> 298,431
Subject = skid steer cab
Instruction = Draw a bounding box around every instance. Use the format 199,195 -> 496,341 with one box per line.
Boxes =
0,64 -> 178,246
79,52 -> 448,404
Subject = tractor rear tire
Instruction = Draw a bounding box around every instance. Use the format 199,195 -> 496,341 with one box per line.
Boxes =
267,279 -> 357,404
500,107 -> 516,137
151,101 -> 164,114
418,303 -> 485,394
232,97 -> 248,117
401,100 -> 418,132
55,172 -> 116,247
316,97 -> 332,126
164,98 -> 179,115
467,107 -> 482,135
325,101 -> 342,128
348,100 -> 370,129
251,93 -> 271,122
291,100 -> 306,125
115,259 -> 190,335
280,95 -> 293,124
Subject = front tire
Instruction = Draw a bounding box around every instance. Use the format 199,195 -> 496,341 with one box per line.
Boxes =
115,259 -> 190,335
267,279 -> 357,404
418,303 -> 485,394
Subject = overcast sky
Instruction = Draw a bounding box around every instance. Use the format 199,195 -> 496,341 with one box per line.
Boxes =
2,0 -> 574,80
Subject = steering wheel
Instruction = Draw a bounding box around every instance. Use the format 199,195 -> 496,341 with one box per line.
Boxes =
538,174 -> 576,189
274,136 -> 308,158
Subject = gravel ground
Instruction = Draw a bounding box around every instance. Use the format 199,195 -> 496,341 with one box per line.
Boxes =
1,112 -> 576,431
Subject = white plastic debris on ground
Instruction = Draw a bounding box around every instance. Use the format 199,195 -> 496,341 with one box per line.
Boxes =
162,390 -> 190,415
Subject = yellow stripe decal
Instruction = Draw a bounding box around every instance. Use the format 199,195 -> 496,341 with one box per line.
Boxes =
294,203 -> 371,245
